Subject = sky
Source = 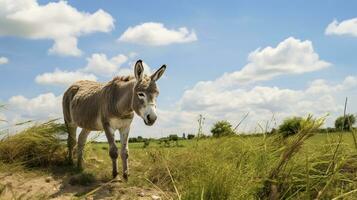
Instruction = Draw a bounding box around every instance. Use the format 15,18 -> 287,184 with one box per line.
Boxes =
0,0 -> 357,139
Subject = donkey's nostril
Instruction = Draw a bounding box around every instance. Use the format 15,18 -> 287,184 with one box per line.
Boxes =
151,115 -> 157,122
146,114 -> 156,125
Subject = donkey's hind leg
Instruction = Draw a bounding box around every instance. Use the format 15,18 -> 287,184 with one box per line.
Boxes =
77,129 -> 90,170
66,123 -> 77,165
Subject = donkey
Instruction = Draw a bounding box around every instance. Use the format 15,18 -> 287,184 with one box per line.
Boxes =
62,60 -> 166,180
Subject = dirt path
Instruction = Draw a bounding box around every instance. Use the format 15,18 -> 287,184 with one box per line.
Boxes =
0,172 -> 164,200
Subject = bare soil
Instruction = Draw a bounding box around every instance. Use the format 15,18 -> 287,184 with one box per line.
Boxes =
0,172 -> 163,200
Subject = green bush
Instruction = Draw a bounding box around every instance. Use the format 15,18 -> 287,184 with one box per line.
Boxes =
169,134 -> 179,141
211,120 -> 235,137
278,117 -> 303,137
143,139 -> 150,148
187,134 -> 195,140
335,114 -> 356,131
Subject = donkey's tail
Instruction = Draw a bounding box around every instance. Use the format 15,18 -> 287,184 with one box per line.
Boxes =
62,85 -> 79,126
63,85 -> 80,164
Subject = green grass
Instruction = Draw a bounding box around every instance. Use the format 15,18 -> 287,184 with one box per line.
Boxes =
1,119 -> 357,199
82,133 -> 357,199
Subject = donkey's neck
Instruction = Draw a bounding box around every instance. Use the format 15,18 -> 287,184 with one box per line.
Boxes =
103,79 -> 136,119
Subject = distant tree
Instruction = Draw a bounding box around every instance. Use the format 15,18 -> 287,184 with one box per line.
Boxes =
187,134 -> 195,140
335,114 -> 356,131
128,137 -> 138,143
169,134 -> 179,141
182,133 -> 186,139
137,136 -> 144,142
278,117 -> 303,137
211,120 -> 235,137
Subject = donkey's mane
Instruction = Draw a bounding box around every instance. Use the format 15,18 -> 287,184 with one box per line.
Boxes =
109,75 -> 152,88
112,75 -> 135,83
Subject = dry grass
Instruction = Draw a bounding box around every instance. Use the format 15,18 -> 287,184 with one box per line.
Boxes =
0,120 -> 67,167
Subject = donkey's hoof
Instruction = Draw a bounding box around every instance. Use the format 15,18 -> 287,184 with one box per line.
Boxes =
112,171 -> 118,179
123,173 -> 129,182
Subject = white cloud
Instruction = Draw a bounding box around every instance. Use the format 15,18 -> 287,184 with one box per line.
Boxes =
118,22 -> 197,46
171,37 -> 355,133
6,93 -> 62,123
218,37 -> 330,86
178,75 -> 357,133
35,69 -> 97,86
48,36 -> 82,56
0,0 -> 114,56
35,52 -> 149,86
0,56 -> 8,64
325,18 -> 357,37
83,53 -> 128,76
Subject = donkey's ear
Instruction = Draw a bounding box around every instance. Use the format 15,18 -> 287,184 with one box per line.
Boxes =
151,65 -> 166,82
134,60 -> 144,81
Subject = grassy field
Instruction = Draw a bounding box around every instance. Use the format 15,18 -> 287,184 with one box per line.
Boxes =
0,121 -> 357,199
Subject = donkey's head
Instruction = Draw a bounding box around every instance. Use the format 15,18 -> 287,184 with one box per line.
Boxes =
132,60 -> 166,126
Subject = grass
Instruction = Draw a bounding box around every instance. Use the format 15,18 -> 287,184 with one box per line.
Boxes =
0,120 -> 67,167
0,117 -> 357,199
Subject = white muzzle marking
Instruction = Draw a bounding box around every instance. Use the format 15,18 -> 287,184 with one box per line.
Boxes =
143,103 -> 157,126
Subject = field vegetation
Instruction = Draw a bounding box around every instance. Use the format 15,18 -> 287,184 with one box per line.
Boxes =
0,115 -> 356,199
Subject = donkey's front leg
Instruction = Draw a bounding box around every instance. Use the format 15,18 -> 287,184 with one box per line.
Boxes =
103,124 -> 119,178
119,126 -> 130,181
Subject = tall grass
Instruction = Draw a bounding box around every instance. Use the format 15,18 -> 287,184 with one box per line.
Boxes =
0,116 -> 356,199
0,120 -> 67,167
142,116 -> 357,199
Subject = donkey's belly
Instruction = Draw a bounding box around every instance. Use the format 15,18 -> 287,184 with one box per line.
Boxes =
109,117 -> 133,130
74,117 -> 103,131
75,117 -> 133,131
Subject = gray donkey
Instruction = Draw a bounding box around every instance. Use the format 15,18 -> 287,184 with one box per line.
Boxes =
62,60 -> 166,180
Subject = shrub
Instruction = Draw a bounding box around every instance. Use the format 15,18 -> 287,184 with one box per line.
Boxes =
168,134 -> 179,141
143,139 -> 150,148
278,117 -> 303,137
335,114 -> 356,131
187,134 -> 195,140
128,137 -> 138,143
211,120 -> 235,137
137,136 -> 144,142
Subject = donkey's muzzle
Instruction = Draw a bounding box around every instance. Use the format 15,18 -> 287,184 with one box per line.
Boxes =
144,114 -> 157,126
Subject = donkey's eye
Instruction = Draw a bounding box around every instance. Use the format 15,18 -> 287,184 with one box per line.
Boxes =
137,92 -> 146,99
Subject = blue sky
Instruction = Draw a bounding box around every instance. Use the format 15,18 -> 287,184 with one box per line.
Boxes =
1,0 -> 357,137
